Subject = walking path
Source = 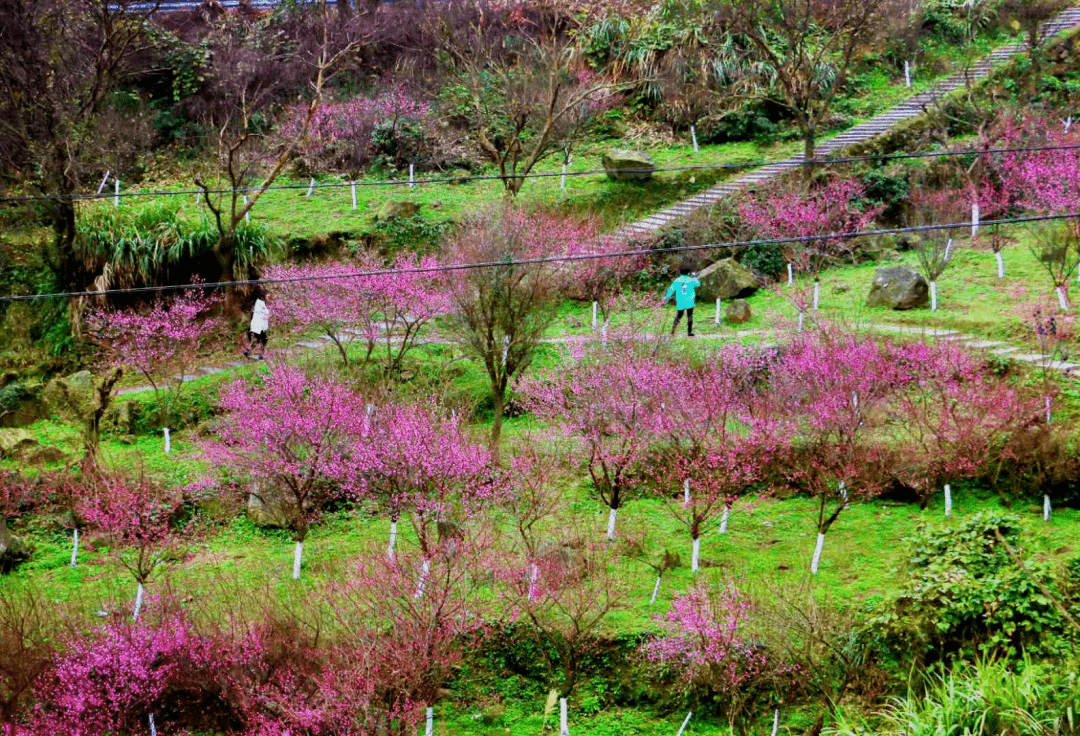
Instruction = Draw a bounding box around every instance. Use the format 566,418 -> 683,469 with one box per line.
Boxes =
612,6 -> 1080,243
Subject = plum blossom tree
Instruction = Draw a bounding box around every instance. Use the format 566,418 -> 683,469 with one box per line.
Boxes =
517,343 -> 671,540
739,179 -> 881,323
89,287 -> 222,430
80,471 -> 185,618
357,400 -> 500,569
206,364 -> 365,579
0,585 -> 54,736
267,251 -> 450,374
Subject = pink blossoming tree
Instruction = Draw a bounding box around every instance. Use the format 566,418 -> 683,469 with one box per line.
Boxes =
205,364 -> 366,579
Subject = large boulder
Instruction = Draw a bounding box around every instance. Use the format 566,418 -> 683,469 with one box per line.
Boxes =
696,258 -> 758,302
0,382 -> 45,428
41,370 -> 96,421
866,266 -> 929,310
602,149 -> 655,182
376,200 -> 421,221
0,523 -> 30,572
0,429 -> 38,460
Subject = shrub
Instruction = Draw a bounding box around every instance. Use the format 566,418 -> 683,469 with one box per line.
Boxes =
875,513 -> 1074,662
741,243 -> 786,279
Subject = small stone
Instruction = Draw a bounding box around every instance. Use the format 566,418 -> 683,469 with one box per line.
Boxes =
832,284 -> 851,294
724,299 -> 752,324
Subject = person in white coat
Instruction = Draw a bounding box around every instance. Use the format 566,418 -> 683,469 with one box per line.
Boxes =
245,287 -> 270,360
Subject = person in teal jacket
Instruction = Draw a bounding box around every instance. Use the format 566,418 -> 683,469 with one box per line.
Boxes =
663,266 -> 700,336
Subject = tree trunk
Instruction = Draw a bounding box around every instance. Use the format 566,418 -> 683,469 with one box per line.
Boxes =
490,385 -> 506,459
801,125 -> 817,183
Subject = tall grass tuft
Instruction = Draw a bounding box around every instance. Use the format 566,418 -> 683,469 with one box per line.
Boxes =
75,201 -> 278,290
826,656 -> 1080,735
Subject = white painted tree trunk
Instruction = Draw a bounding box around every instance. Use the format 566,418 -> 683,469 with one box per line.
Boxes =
1046,396 -> 1053,424
425,707 -> 434,736
839,481 -> 849,509
387,520 -> 398,561
601,319 -> 609,347
719,504 -> 731,534
944,238 -> 953,261
415,558 -> 431,599
409,163 -> 415,188
292,541 -> 303,580
306,178 -> 315,197
96,171 -> 111,195
683,479 -> 691,507
560,697 -> 569,736
787,262 -> 794,287
133,582 -> 145,620
650,576 -> 661,604
944,484 -> 953,517
810,532 -> 826,575
904,60 -> 912,87
812,280 -> 820,311
591,301 -> 598,329
691,537 -> 701,573
995,251 -> 1004,279
606,507 -> 618,541
163,427 -> 171,455
560,163 -> 567,191
1057,286 -> 1069,311
149,713 -> 157,736
114,179 -> 120,207
242,194 -> 250,224
1044,494 -> 1052,522
528,562 -> 540,600
797,311 -> 805,331
715,298 -> 721,324
351,181 -> 357,209
772,709 -> 780,736
930,281 -> 938,312
691,125 -> 699,152
70,528 -> 79,567
676,711 -> 693,736
971,202 -> 980,239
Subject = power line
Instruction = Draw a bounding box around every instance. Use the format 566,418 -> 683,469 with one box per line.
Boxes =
2,210 -> 1076,303
2,141 -> 1078,205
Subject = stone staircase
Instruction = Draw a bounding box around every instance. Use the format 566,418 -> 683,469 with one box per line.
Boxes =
614,6 -> 1080,243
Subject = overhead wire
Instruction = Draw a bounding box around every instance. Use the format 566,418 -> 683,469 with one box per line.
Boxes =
2,209 -> 1077,303
2,141 -> 1080,205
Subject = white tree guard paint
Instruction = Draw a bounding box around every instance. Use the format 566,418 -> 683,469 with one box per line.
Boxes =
163,427 -> 171,455
812,281 -> 820,311
591,301 -> 598,329
691,125 -> 699,152
676,711 -> 693,736
425,707 -> 434,736
944,238 -> 953,262
1066,116 -> 1075,133
560,697 -> 569,736
560,163 -> 567,190
691,537 -> 701,573
650,576 -> 661,604
797,311 -> 805,331
606,508 -> 618,541
415,559 -> 431,599
292,541 -> 303,580
995,251 -> 1005,279
528,562 -> 540,600
971,202 -> 980,239
930,281 -> 938,312
719,504 -> 731,534
601,319 -> 609,347
683,479 -> 691,507
839,480 -> 849,509
772,709 -> 780,736
409,163 -> 415,188
96,171 -> 111,195
787,262 -> 794,287
133,583 -> 146,620
388,520 -> 398,560
944,484 -> 952,517
242,194 -> 250,224
351,181 -> 357,209
715,298 -> 721,324
810,532 -> 825,575
502,335 -> 510,369
1057,286 -> 1069,311
1046,396 -> 1053,424
114,179 -> 120,207
1044,494 -> 1052,522
852,391 -> 859,411
149,713 -> 157,736
306,178 -> 315,197
71,528 -> 79,568
904,60 -> 912,87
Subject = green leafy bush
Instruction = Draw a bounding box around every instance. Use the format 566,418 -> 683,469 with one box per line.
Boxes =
741,244 -> 786,279
875,512 -> 1073,662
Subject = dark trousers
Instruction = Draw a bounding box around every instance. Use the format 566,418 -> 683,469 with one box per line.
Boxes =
671,307 -> 694,335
